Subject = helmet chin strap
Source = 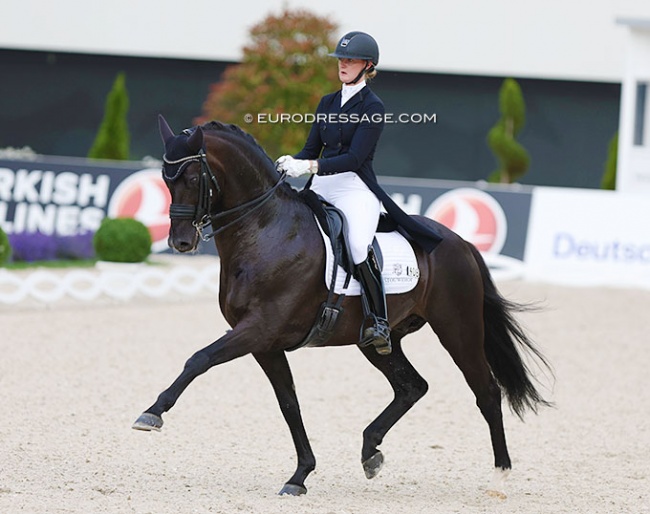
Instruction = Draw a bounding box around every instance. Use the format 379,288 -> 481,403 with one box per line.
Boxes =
345,62 -> 374,85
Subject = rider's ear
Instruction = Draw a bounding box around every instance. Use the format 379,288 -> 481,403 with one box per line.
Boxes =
158,114 -> 175,145
187,126 -> 204,153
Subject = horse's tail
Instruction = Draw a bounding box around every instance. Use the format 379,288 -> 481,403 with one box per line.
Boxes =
468,243 -> 553,419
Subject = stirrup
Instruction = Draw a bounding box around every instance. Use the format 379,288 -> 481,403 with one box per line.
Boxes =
359,315 -> 392,355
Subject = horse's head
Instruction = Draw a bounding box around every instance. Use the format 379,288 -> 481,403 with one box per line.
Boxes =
158,114 -> 287,253
159,115 -> 215,252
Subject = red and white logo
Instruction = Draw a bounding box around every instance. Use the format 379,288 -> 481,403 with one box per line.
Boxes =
424,188 -> 507,254
107,169 -> 171,253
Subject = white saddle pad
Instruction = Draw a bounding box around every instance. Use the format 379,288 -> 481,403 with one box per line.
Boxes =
317,222 -> 420,296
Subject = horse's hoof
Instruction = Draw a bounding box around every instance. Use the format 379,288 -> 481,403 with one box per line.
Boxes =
362,450 -> 384,479
132,412 -> 163,432
278,483 -> 307,496
486,489 -> 508,500
486,466 -> 510,499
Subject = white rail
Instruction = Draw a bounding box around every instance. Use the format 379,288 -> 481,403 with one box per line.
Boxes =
0,262 -> 220,304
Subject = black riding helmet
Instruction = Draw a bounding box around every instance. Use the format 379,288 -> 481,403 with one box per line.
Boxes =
329,31 -> 379,66
329,32 -> 379,85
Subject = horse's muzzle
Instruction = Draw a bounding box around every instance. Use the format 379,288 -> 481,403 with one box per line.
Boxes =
169,223 -> 199,253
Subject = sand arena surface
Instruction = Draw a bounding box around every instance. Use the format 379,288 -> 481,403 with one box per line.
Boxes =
1,257 -> 649,513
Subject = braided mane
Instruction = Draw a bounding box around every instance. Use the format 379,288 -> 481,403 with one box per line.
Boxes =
200,121 -> 276,169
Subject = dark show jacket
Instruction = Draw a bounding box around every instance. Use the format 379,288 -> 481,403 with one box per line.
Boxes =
295,86 -> 442,253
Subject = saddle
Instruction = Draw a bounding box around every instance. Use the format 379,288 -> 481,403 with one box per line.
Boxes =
287,190 -> 388,352
298,189 -> 386,276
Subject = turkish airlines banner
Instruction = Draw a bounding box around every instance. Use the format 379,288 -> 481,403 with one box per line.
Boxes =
378,177 -> 533,278
0,157 -> 534,271
0,157 -> 171,252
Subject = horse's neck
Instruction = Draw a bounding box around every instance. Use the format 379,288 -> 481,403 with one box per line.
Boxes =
208,133 -> 316,257
213,190 -> 312,259
212,139 -> 278,209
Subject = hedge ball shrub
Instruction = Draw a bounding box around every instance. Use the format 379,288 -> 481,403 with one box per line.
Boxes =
93,217 -> 152,263
0,225 -> 10,264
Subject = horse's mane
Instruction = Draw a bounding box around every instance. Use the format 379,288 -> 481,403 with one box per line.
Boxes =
199,121 -> 276,170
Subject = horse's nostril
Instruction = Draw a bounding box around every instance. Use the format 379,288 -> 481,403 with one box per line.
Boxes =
175,240 -> 194,253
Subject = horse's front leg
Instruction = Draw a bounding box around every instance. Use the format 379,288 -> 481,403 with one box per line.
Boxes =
253,351 -> 315,496
132,327 -> 256,431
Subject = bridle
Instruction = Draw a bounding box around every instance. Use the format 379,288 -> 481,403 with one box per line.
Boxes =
163,149 -> 287,241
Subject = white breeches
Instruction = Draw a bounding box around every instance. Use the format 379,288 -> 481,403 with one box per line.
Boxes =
310,172 -> 380,264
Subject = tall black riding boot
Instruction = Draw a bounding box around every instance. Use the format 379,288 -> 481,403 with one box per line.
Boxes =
355,252 -> 392,355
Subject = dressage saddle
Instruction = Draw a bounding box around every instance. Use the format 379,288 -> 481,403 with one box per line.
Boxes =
286,190 -> 388,352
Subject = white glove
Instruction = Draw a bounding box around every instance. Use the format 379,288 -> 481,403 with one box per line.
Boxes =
274,155 -> 292,170
275,155 -> 317,178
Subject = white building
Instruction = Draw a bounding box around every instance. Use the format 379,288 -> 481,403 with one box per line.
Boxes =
2,0 -> 650,82
616,18 -> 650,192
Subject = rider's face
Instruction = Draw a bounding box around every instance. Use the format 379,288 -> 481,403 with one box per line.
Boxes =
338,58 -> 368,84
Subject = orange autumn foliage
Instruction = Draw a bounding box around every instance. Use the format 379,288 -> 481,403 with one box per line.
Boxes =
195,8 -> 340,158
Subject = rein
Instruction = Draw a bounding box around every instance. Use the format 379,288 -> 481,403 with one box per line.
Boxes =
163,150 -> 287,241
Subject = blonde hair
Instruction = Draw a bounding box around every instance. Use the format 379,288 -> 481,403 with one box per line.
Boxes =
365,68 -> 378,82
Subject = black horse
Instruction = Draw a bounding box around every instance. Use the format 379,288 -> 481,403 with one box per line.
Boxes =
133,115 -> 551,496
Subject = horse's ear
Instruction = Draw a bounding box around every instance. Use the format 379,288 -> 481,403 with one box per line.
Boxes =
158,114 -> 175,145
187,125 -> 204,153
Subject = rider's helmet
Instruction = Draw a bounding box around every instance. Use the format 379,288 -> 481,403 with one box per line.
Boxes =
329,31 -> 379,67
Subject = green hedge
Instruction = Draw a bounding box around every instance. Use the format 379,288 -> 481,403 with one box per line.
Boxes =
93,217 -> 152,263
0,225 -> 11,265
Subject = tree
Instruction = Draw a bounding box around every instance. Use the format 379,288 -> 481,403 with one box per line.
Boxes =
88,72 -> 130,160
487,78 -> 530,184
195,8 -> 340,158
600,132 -> 618,190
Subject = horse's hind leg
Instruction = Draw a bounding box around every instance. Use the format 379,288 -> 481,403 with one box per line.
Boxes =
357,327 -> 429,479
434,316 -> 511,496
253,351 -> 316,496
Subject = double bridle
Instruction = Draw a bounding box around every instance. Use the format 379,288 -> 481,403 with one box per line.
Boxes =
163,150 -> 287,241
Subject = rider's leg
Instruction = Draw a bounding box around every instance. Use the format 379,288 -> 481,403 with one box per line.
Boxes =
310,173 -> 391,355
355,246 -> 391,355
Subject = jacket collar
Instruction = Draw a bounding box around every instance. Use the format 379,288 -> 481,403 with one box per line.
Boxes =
341,80 -> 366,104
340,85 -> 368,112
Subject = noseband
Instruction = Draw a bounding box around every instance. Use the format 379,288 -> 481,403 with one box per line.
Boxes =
163,150 -> 286,241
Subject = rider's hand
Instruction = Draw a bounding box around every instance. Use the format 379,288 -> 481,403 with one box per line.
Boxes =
275,156 -> 317,178
274,155 -> 292,171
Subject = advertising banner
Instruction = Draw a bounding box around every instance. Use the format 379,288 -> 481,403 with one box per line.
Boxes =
0,157 -> 170,252
524,187 -> 650,289
379,177 -> 533,278
0,157 -> 534,278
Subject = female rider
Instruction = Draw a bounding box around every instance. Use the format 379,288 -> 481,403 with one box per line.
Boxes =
276,31 -> 442,356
